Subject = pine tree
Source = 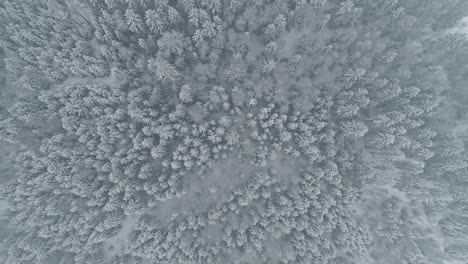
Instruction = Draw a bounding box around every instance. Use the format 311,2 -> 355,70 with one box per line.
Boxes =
148,57 -> 180,82
341,120 -> 368,137
125,9 -> 144,33
157,31 -> 189,58
145,9 -> 167,33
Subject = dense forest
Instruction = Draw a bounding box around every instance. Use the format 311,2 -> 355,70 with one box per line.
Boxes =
0,0 -> 468,263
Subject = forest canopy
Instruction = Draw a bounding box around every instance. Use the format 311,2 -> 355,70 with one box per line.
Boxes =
0,0 -> 468,264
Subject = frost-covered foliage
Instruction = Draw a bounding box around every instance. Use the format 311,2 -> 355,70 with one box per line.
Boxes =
0,0 -> 468,263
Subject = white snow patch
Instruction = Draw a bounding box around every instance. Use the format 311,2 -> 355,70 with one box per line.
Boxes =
148,157 -> 257,224
103,215 -> 140,261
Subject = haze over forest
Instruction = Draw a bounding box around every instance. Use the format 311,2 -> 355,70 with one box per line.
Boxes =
1,0 -> 468,263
